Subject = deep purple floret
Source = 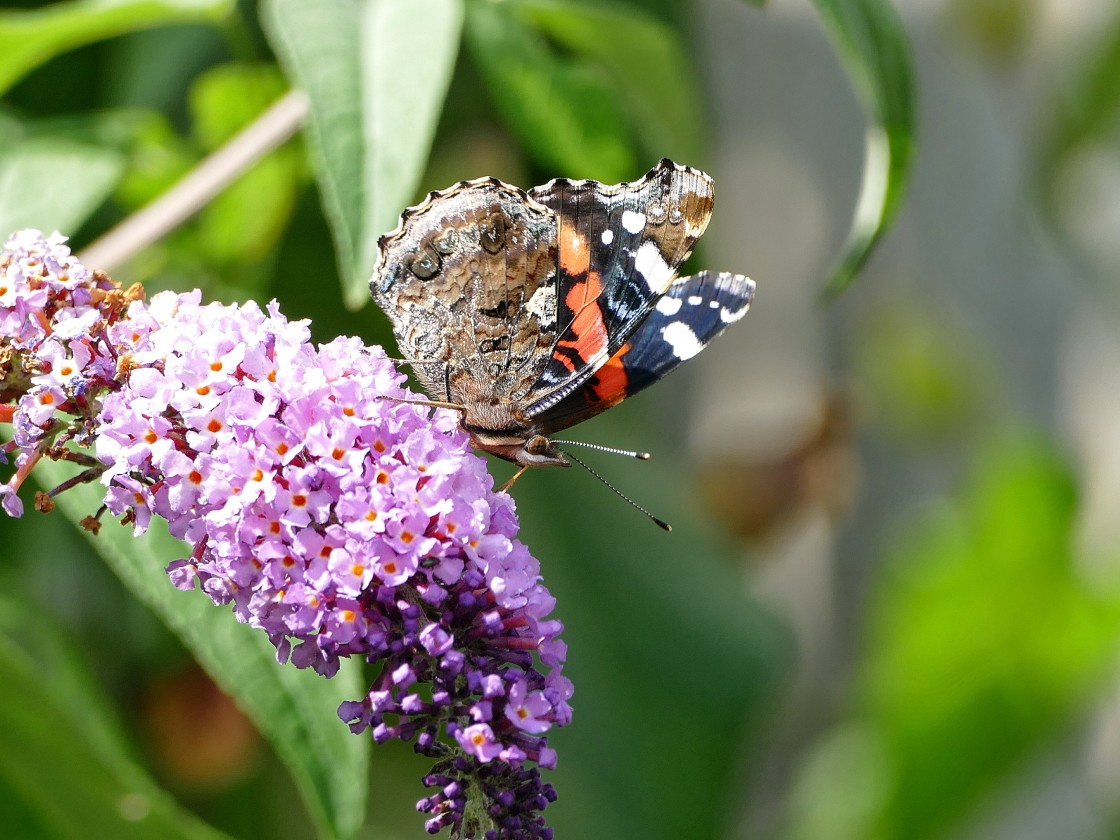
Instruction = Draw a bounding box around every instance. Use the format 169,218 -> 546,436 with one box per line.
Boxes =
0,230 -> 571,839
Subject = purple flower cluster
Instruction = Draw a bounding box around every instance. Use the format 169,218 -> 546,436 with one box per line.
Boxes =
0,229 -> 129,516
1,230 -> 571,838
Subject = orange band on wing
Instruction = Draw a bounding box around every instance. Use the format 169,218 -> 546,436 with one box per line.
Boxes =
553,271 -> 608,369
559,229 -> 591,276
586,342 -> 632,406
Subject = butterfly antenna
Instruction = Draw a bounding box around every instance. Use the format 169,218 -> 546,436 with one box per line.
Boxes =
552,439 -> 651,460
558,447 -> 672,532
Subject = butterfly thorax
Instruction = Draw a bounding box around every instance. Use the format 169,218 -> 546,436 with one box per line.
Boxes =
447,388 -> 567,467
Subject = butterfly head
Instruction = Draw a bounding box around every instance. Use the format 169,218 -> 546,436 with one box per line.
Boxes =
468,430 -> 570,469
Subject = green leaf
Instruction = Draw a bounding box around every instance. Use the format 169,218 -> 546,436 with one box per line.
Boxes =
1037,11 -> 1120,255
864,439 -> 1119,838
805,0 -> 917,297
508,401 -> 791,839
509,0 -> 705,165
0,0 -> 235,97
851,299 -> 992,443
263,0 -> 464,308
1045,11 -> 1120,157
464,0 -> 636,182
785,437 -> 1120,840
30,457 -> 370,840
0,596 -> 234,840
0,138 -> 124,235
188,63 -> 304,266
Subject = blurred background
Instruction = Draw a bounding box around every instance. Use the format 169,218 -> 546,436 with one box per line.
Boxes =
4,0 -> 1120,838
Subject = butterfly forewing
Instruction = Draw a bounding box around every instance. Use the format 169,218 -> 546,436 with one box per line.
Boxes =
535,271 -> 755,434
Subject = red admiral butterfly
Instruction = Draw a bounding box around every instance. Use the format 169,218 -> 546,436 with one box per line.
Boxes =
370,159 -> 754,486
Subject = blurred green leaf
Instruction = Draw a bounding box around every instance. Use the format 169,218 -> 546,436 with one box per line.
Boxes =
465,0 -> 636,181
867,439 -> 1118,838
851,299 -> 991,443
803,0 -> 917,297
784,723 -> 889,840
188,63 -> 304,266
0,596 -> 233,840
190,64 -> 289,152
787,437 -> 1120,840
0,0 -> 235,97
510,401 -> 791,839
0,138 -> 124,234
1045,12 -> 1120,158
29,457 -> 370,840
263,0 -> 464,309
510,0 -> 705,165
945,0 -> 1034,66
1038,9 -> 1120,258
108,110 -> 198,209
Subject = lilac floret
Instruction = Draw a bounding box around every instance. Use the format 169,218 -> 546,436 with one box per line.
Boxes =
0,230 -> 570,839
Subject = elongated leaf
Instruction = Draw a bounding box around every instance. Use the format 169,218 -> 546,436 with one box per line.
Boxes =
510,0 -> 705,164
464,0 -> 635,182
508,402 -> 791,839
360,0 -> 464,298
263,0 -> 463,308
30,456 -> 370,840
261,0 -> 362,295
0,597 -> 233,840
803,0 -> 916,297
0,0 -> 234,96
0,138 -> 124,235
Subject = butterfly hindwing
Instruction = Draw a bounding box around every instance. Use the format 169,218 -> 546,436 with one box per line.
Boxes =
535,271 -> 756,435
370,178 -> 560,419
523,159 -> 716,416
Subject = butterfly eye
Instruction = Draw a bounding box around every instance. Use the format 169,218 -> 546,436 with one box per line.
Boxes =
409,245 -> 442,280
479,213 -> 507,254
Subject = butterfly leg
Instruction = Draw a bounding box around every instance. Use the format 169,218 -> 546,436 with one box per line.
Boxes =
376,395 -> 466,414
499,465 -> 530,493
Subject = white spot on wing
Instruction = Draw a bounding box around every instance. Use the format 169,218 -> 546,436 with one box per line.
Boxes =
656,296 -> 682,316
634,241 -> 670,292
525,284 -> 556,328
721,301 -> 751,323
718,274 -> 755,322
687,295 -> 703,306
662,322 -> 704,360
601,229 -> 614,245
621,210 -> 646,234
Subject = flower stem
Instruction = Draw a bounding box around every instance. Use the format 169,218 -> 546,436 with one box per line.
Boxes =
8,446 -> 43,493
78,89 -> 310,271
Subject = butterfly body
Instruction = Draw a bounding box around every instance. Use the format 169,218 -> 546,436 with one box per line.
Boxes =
370,159 -> 754,469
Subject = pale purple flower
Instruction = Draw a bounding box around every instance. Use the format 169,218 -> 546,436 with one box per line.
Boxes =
0,230 -> 570,839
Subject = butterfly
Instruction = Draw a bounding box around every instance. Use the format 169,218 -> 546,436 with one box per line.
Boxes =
369,159 -> 755,489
